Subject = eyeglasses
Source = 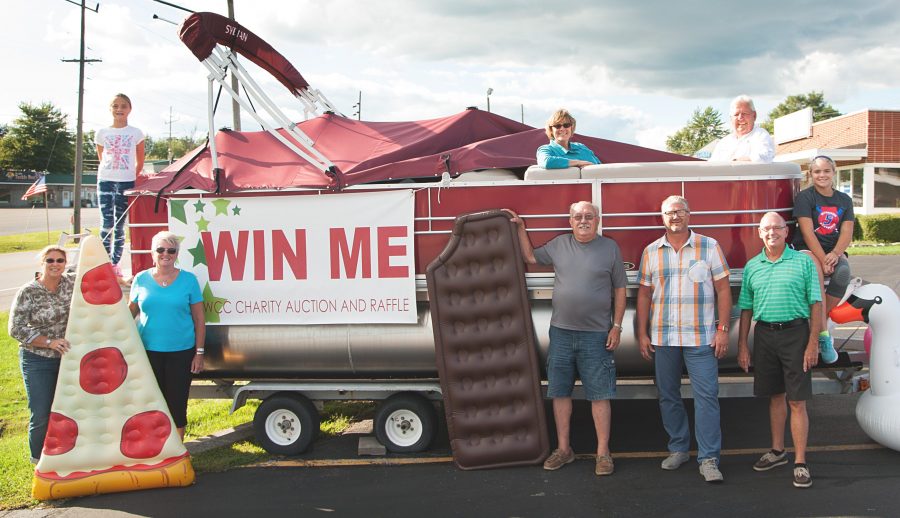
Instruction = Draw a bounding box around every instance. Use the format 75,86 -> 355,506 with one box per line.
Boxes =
759,226 -> 786,232
571,214 -> 595,221
662,209 -> 688,218
155,247 -> 178,254
551,123 -> 573,129
44,257 -> 66,264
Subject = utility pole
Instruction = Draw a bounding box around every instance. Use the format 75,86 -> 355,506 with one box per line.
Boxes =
165,106 -> 179,163
521,104 -> 524,123
352,91 -> 362,120
62,0 -> 100,235
227,0 -> 241,131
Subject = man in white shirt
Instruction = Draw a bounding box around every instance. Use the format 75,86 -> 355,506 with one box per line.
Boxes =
709,95 -> 774,163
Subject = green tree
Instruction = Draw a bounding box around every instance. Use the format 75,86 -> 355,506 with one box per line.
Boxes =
146,133 -> 204,162
666,106 -> 729,156
0,102 -> 74,172
761,91 -> 841,133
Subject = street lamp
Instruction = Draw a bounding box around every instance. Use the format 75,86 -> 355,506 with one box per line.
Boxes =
486,88 -> 493,113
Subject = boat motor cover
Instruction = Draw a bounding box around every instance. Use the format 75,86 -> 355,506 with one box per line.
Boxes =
426,210 -> 549,469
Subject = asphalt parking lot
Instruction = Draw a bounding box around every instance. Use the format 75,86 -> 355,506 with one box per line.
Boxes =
11,395 -> 899,518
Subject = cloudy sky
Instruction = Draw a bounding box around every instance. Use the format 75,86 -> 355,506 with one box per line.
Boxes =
4,0 -> 900,151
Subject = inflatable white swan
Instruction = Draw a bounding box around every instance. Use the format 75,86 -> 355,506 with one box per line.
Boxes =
831,283 -> 900,451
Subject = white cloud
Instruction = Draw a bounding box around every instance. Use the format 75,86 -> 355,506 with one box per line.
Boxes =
3,0 -> 899,153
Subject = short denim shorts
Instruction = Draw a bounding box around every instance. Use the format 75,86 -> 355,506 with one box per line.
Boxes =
547,325 -> 616,400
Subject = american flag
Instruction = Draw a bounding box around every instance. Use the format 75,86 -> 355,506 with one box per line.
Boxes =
21,175 -> 48,200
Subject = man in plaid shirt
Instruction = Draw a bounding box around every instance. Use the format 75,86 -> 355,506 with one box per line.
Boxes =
636,195 -> 732,483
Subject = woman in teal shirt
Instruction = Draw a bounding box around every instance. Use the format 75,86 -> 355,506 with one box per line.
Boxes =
536,109 -> 601,169
129,231 -> 205,439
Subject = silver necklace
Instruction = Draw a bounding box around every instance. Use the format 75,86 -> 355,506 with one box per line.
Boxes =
156,269 -> 175,287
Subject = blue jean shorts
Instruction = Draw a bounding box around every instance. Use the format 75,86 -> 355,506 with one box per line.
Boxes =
547,325 -> 616,400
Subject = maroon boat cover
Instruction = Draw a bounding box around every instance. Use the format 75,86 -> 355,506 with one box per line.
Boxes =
136,109 -> 694,194
179,12 -> 310,95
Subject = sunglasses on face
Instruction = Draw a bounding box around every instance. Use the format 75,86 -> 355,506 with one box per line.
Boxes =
551,123 -> 573,129
156,247 -> 178,255
45,258 -> 66,264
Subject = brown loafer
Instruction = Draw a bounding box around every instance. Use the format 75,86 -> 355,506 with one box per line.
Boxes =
543,448 -> 575,471
595,454 -> 614,476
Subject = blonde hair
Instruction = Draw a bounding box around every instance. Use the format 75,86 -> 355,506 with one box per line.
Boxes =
37,245 -> 67,264
111,93 -> 132,107
805,155 -> 837,183
545,109 -> 576,140
151,231 -> 181,252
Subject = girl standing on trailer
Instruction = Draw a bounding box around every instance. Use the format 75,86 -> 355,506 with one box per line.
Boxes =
95,93 -> 145,278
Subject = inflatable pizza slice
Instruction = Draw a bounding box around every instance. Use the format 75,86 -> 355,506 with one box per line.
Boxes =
33,235 -> 195,500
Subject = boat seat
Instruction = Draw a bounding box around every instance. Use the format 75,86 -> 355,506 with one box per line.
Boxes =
523,165 -> 581,180
452,169 -> 518,182
579,161 -> 801,179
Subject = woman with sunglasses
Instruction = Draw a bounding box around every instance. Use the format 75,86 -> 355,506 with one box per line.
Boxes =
8,246 -> 74,463
536,109 -> 601,169
129,231 -> 205,439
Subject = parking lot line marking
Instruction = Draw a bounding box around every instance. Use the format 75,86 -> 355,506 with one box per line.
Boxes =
251,443 -> 884,468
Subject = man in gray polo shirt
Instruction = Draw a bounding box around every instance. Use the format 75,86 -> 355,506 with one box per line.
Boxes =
509,201 -> 627,476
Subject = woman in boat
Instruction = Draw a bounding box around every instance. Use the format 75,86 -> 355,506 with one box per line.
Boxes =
536,109 -> 601,169
129,231 -> 205,439
792,155 -> 854,363
8,246 -> 74,463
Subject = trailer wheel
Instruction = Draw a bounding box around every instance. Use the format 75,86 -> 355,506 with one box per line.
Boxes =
253,394 -> 320,456
375,393 -> 436,453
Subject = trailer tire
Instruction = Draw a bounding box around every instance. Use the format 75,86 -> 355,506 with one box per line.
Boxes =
253,394 -> 319,456
375,393 -> 436,453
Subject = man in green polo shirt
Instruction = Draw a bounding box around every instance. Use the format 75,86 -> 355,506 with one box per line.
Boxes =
737,211 -> 822,489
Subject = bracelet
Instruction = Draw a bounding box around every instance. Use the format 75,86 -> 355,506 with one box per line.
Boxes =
195,348 -> 205,355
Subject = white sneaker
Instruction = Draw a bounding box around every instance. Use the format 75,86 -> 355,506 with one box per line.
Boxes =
661,451 -> 690,470
700,458 -> 724,483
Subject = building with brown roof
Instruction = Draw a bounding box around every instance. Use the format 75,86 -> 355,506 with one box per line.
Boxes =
774,109 -> 900,215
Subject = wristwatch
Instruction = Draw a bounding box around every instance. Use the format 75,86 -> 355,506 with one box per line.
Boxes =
612,323 -> 623,331
717,323 -> 729,332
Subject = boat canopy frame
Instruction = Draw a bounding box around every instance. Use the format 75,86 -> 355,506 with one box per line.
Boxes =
179,12 -> 339,177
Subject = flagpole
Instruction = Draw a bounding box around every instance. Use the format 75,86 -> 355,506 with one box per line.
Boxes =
44,186 -> 50,244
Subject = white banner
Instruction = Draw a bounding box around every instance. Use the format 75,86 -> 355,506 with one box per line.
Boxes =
167,190 -> 416,325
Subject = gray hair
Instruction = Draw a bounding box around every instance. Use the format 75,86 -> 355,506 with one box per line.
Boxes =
661,195 -> 690,213
730,95 -> 756,114
151,231 -> 181,252
569,200 -> 599,216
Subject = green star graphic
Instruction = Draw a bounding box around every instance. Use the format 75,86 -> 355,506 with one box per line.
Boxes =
188,239 -> 207,267
232,205 -> 241,216
193,199 -> 206,214
202,283 -> 228,324
212,198 -> 231,215
196,216 -> 210,232
169,199 -> 188,224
